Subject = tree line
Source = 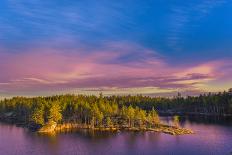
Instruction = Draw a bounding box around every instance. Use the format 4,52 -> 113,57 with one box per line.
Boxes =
0,90 -> 231,129
113,91 -> 232,115
0,94 -> 160,129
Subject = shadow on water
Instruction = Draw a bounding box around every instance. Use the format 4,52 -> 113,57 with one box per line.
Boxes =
161,115 -> 232,127
183,115 -> 232,126
57,129 -> 120,140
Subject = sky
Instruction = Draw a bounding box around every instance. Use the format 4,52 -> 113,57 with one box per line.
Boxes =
0,0 -> 232,98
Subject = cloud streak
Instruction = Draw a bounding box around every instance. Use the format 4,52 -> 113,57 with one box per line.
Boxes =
168,0 -> 227,50
0,0 -> 232,97
0,41 -> 231,96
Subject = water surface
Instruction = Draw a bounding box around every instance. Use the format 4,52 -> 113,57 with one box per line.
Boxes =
0,117 -> 232,155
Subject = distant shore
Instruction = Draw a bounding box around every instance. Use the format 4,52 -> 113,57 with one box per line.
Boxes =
159,111 -> 232,117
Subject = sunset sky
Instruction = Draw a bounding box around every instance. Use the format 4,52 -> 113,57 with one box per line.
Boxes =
0,0 -> 232,98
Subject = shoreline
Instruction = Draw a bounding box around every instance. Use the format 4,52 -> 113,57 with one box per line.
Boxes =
0,118 -> 194,135
159,111 -> 232,117
37,122 -> 194,135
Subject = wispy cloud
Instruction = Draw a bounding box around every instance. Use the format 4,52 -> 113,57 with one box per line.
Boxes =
167,0 -> 227,51
3,0 -> 137,43
1,0 -> 231,98
0,40 -> 231,97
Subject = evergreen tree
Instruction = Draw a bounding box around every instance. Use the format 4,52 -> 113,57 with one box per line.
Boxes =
48,102 -> 62,123
173,115 -> 180,128
150,107 -> 160,126
31,106 -> 44,126
106,117 -> 113,127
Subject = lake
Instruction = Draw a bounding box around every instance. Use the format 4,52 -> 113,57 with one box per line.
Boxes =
0,116 -> 232,155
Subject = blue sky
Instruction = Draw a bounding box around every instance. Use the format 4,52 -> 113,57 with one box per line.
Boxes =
0,0 -> 232,97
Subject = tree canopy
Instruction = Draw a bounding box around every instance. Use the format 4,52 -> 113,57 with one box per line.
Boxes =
0,90 -> 231,129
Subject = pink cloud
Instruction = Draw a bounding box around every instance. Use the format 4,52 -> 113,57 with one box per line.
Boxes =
0,42 -> 231,95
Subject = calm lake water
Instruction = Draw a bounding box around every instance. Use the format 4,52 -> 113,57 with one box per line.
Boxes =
0,116 -> 232,155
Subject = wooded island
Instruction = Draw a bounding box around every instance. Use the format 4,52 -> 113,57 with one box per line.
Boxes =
1,90 -> 231,135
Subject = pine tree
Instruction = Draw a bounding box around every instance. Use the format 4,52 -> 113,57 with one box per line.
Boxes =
48,102 -> 62,123
173,115 -> 180,128
150,107 -> 160,126
31,107 -> 44,126
127,105 -> 135,127
106,117 -> 113,128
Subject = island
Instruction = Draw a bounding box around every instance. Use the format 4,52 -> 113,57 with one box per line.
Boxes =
0,94 -> 194,135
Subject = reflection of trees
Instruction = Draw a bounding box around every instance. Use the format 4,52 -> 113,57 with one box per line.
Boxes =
182,115 -> 232,126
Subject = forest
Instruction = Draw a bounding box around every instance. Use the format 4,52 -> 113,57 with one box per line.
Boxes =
114,91 -> 232,116
0,94 -> 161,130
0,90 -> 232,130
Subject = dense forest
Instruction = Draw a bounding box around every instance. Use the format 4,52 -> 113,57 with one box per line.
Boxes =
117,91 -> 232,116
0,90 -> 232,130
0,94 -> 160,130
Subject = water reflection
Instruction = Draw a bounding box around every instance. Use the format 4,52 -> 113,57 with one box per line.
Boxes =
0,116 -> 232,155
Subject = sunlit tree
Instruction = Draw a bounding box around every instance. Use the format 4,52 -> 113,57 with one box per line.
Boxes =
48,102 -> 62,123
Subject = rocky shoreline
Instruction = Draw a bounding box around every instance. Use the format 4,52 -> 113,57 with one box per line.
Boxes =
0,113 -> 194,136
38,121 -> 194,135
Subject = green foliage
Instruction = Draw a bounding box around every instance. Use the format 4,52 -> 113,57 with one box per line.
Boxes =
150,107 -> 160,125
48,102 -> 62,123
127,105 -> 135,127
173,115 -> 180,128
147,113 -> 153,128
106,117 -> 113,127
31,106 -> 44,126
0,90 -> 232,129
135,108 -> 146,128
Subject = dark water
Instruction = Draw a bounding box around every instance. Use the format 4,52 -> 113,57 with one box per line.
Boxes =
0,117 -> 232,155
